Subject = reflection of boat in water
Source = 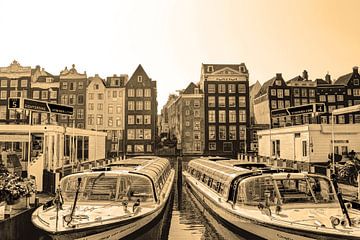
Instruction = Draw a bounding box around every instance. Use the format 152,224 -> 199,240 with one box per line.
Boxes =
183,179 -> 246,240
183,157 -> 360,240
32,156 -> 175,240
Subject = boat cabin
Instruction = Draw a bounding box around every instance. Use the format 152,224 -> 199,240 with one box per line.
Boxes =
60,157 -> 171,204
187,158 -> 336,207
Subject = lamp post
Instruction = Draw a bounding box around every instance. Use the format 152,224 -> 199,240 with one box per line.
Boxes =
27,110 -> 32,178
331,104 -> 360,173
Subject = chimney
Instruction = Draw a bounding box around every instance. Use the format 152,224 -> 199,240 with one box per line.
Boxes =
353,66 -> 359,74
95,74 -> 99,78
276,73 -> 282,79
325,73 -> 331,84
302,70 -> 308,80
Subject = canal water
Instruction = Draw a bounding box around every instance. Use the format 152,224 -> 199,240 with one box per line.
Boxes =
30,157 -> 246,240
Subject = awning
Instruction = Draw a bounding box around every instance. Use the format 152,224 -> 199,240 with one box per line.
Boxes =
0,134 -> 29,142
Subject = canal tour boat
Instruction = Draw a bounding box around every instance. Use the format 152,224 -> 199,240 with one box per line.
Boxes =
183,157 -> 360,240
32,156 -> 175,240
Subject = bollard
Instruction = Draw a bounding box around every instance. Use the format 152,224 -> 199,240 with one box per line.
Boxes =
35,197 -> 40,208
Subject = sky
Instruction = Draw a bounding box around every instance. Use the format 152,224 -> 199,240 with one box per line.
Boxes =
0,0 -> 359,110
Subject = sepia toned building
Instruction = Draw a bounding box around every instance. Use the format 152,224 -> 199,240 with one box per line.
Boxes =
104,74 -> 127,156
200,63 -> 250,156
125,65 -> 157,155
30,65 -> 60,125
58,64 -> 87,128
0,60 -> 31,125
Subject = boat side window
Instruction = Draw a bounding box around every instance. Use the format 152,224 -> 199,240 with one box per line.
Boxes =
117,176 -> 154,203
239,176 -> 278,206
307,176 -> 336,203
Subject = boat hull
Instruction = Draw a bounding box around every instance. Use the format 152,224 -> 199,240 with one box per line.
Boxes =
183,172 -> 360,240
34,170 -> 175,240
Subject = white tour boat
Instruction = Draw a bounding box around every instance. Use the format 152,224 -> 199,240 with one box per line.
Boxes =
32,156 -> 175,240
183,157 -> 360,240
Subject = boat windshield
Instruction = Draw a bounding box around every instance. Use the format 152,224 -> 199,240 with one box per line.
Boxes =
60,173 -> 154,203
237,175 -> 336,206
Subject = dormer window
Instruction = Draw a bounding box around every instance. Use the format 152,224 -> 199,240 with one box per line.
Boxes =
94,84 -> 99,90
354,79 -> 359,86
240,66 -> 245,72
194,88 -> 199,94
138,76 -> 143,82
45,77 -> 53,83
207,66 -> 214,72
275,80 -> 282,86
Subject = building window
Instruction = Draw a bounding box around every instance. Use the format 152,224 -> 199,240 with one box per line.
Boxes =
116,105 -> 121,114
144,129 -> 151,139
208,96 -> 215,107
33,91 -> 40,99
271,89 -> 276,96
348,89 -> 352,95
229,126 -> 236,140
218,84 -> 226,93
209,125 -> 216,140
209,142 -> 216,150
337,95 -> 344,101
77,109 -> 84,119
137,76 -> 143,82
284,100 -> 290,108
302,141 -> 307,157
88,114 -> 94,125
128,89 -> 134,97
185,121 -> 190,127
353,89 -> 360,96
0,91 -> 6,99
78,82 -> 83,89
194,121 -> 200,130
136,129 -> 144,139
271,100 -> 277,109
301,89 -> 307,97
61,95 -> 68,104
1,80 -> 7,87
219,110 -> 226,123
88,103 -> 94,110
327,95 -> 335,102
207,66 -> 214,72
278,101 -> 284,109
272,140 -> 280,157
194,132 -> 200,140
294,98 -> 300,106
219,126 -> 226,140
319,95 -> 326,102
223,142 -> 233,152
277,89 -> 283,98
94,84 -> 99,90
116,117 -> 121,127
97,103 -> 103,110
228,84 -> 236,93
354,79 -> 359,85
309,89 -> 315,97
208,110 -> 215,123
112,90 -> 117,98
136,115 -> 143,124
194,100 -> 200,108
239,110 -> 246,122
194,109 -> 200,117
229,110 -> 236,123
127,145 -> 133,152
144,101 -> 151,110
136,89 -> 143,97
239,126 -> 246,140
293,88 -> 300,97
144,115 -> 151,124
77,95 -> 84,104
338,115 -> 345,124
219,97 -> 226,107
0,106 -> 6,119
128,115 -> 134,124
10,80 -> 17,87
69,95 -> 76,105
97,114 -> 103,125
21,79 -> 27,87
128,101 -> 134,111
208,84 -> 215,93
185,100 -> 190,106
136,101 -> 143,110
239,96 -> 246,107
284,89 -> 290,96
185,110 -> 190,116
97,93 -> 103,100
49,90 -> 57,99
229,96 -> 235,107
108,104 -> 113,114
238,84 -> 246,93
62,82 -> 68,90
144,89 -> 151,97
301,98 -> 308,104
69,82 -> 76,91
127,129 -> 135,140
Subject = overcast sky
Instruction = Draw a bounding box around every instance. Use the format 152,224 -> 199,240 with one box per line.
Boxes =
0,0 -> 359,110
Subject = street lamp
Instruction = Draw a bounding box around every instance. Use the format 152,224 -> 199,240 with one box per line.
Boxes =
331,104 -> 360,173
